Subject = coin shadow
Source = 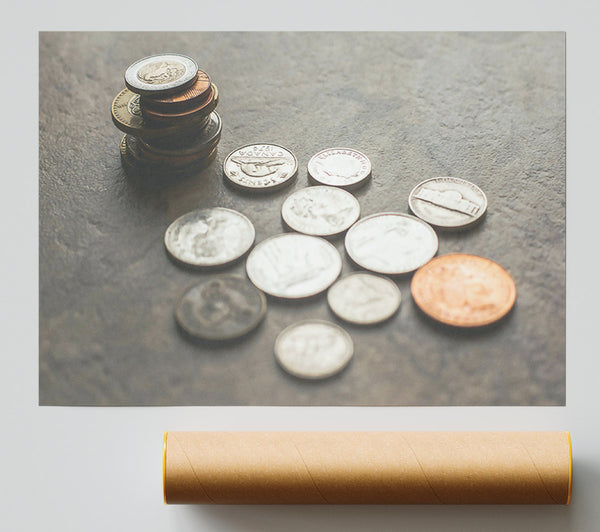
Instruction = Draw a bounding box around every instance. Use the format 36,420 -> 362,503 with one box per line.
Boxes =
431,211 -> 488,235
222,174 -> 299,198
164,248 -> 252,273
410,297 -> 517,339
121,155 -> 218,195
274,355 -> 354,387
174,314 -> 267,350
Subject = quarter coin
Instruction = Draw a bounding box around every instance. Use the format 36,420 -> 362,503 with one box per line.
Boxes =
274,320 -> 354,379
165,208 -> 255,267
307,147 -> 371,189
281,186 -> 360,236
223,144 -> 298,192
125,54 -> 198,96
411,253 -> 517,327
409,177 -> 487,228
327,273 -> 401,324
246,233 -> 342,298
175,275 -> 266,341
345,212 -> 438,274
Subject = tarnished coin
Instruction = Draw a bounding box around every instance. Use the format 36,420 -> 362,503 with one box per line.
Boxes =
307,147 -> 371,189
125,54 -> 198,96
409,177 -> 488,229
411,253 -> 517,327
141,69 -> 212,112
120,134 -> 218,171
345,212 -> 438,274
274,320 -> 353,379
139,111 -> 222,159
111,88 -> 209,139
175,275 -> 266,341
223,144 -> 298,192
327,273 -> 401,324
281,186 -> 360,236
246,233 -> 342,298
165,208 -> 255,267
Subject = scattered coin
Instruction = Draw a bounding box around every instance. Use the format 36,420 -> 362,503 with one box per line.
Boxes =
175,275 -> 266,341
125,54 -> 199,96
327,272 -> 401,324
165,208 -> 255,267
223,144 -> 298,192
307,147 -> 371,189
281,186 -> 360,237
409,177 -> 488,229
274,320 -> 354,379
345,212 -> 438,274
246,233 -> 342,298
411,253 -> 517,327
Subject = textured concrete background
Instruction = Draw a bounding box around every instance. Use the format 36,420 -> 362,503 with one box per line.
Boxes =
39,32 -> 565,406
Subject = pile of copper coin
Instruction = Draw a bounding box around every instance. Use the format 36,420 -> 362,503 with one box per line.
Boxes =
111,53 -> 221,174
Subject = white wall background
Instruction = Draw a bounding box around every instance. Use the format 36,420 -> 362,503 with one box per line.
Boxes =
2,1 -> 599,530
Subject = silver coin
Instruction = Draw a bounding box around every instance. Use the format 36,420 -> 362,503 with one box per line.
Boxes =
345,212 -> 438,274
175,275 -> 266,341
327,273 -> 402,324
274,320 -> 353,379
281,186 -> 360,237
125,54 -> 198,96
408,177 -> 488,228
246,233 -> 342,298
307,147 -> 371,189
165,208 -> 255,267
223,144 -> 298,191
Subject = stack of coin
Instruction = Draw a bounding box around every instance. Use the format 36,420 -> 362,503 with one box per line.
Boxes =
111,54 -> 221,174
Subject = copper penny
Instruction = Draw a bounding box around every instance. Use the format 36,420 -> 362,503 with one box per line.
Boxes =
411,254 -> 516,327
141,83 -> 218,122
141,70 -> 212,112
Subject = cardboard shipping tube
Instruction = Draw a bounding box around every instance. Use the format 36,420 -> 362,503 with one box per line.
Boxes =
163,431 -> 572,505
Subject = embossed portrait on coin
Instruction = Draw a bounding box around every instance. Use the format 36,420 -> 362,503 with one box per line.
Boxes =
127,94 -> 142,117
137,61 -> 186,85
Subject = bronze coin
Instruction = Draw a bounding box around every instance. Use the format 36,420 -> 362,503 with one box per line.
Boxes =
140,70 -> 211,112
411,253 -> 516,327
141,83 -> 218,122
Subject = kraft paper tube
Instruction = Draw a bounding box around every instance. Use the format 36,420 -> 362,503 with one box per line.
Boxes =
163,431 -> 572,505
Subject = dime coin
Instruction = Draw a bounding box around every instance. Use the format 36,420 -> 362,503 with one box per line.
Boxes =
409,177 -> 488,229
141,70 -> 212,112
223,144 -> 298,192
281,186 -> 360,237
175,275 -> 266,341
125,54 -> 198,96
307,147 -> 371,189
345,212 -> 438,275
327,273 -> 401,324
411,253 -> 517,327
165,208 -> 255,267
246,233 -> 342,298
274,320 -> 353,379
111,88 -> 210,139
141,83 -> 218,123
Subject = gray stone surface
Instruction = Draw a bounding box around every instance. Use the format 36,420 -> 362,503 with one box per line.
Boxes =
39,32 -> 565,406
